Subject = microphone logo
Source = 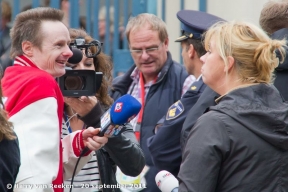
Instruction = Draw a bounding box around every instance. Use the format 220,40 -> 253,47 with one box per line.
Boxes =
156,172 -> 172,187
163,172 -> 172,178
157,180 -> 161,187
114,102 -> 123,112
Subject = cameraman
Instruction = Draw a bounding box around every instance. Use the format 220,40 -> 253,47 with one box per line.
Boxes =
63,28 -> 145,192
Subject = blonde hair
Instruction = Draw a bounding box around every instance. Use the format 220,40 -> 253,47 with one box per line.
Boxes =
259,0 -> 288,35
125,13 -> 168,43
99,6 -> 115,33
204,21 -> 287,84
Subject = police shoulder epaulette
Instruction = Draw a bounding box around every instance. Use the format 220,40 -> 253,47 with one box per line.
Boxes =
189,80 -> 203,92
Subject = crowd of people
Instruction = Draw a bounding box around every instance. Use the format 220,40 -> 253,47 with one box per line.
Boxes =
1,0 -> 288,192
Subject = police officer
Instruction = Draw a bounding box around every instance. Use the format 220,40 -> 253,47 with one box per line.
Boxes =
147,10 -> 225,177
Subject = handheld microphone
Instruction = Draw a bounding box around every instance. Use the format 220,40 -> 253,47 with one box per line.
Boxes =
99,94 -> 142,137
155,170 -> 179,192
71,94 -> 141,192
81,94 -> 141,154
68,47 -> 83,64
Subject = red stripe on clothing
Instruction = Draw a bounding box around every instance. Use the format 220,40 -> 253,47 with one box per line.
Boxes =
3,55 -> 66,192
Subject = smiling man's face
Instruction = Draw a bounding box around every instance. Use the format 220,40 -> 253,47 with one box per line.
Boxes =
30,20 -> 72,77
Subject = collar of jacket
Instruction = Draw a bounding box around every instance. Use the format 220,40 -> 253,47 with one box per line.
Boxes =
210,83 -> 288,150
112,51 -> 174,94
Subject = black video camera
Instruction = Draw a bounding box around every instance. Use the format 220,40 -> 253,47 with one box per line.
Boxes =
57,37 -> 103,97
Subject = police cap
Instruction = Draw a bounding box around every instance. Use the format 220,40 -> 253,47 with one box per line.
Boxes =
175,10 -> 225,42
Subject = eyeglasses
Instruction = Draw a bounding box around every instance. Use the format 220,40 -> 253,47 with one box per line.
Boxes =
130,42 -> 163,56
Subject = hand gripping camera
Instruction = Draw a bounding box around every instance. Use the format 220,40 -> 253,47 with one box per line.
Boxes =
57,37 -> 103,97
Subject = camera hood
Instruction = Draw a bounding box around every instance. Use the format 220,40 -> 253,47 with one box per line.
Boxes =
57,70 -> 103,97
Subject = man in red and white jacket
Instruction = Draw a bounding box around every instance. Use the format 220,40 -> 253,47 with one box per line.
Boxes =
2,7 -> 108,192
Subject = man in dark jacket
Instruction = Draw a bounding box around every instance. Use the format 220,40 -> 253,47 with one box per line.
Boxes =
147,10 -> 224,177
259,0 -> 288,101
109,13 -> 193,192
270,28 -> 288,101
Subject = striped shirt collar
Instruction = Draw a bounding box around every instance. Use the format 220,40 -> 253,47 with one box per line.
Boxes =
14,55 -> 38,68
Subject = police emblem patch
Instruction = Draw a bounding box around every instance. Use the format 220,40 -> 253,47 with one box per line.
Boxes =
166,101 -> 185,120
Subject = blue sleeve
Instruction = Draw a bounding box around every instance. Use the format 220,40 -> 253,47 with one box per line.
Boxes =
147,85 -> 203,176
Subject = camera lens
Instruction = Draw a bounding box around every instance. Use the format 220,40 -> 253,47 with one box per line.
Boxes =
64,76 -> 86,90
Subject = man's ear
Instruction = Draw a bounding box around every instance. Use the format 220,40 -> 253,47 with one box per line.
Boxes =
22,41 -> 34,57
224,56 -> 235,73
163,38 -> 169,52
188,44 -> 195,59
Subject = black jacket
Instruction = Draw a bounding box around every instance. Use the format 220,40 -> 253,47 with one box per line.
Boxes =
271,28 -> 288,101
109,52 -> 189,192
179,84 -> 288,192
147,79 -> 206,177
80,103 -> 145,192
0,133 -> 20,192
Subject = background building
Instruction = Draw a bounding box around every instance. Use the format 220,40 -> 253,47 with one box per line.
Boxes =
1,0 -> 270,76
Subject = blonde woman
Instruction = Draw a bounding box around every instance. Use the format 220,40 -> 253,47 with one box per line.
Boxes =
178,21 -> 288,191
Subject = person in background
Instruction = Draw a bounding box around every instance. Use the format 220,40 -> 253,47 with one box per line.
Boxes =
179,20 -> 288,191
259,0 -> 288,101
109,13 -> 193,192
0,83 -> 20,192
2,7 -> 108,192
147,10 -> 224,177
62,28 -> 145,192
37,0 -> 86,29
0,1 -> 13,73
55,0 -> 86,29
98,6 -> 125,52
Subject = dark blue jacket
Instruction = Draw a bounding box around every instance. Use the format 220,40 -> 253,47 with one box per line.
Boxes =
270,28 -> 288,101
0,26 -> 13,73
147,78 -> 206,177
181,86 -> 219,150
109,52 -> 188,192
